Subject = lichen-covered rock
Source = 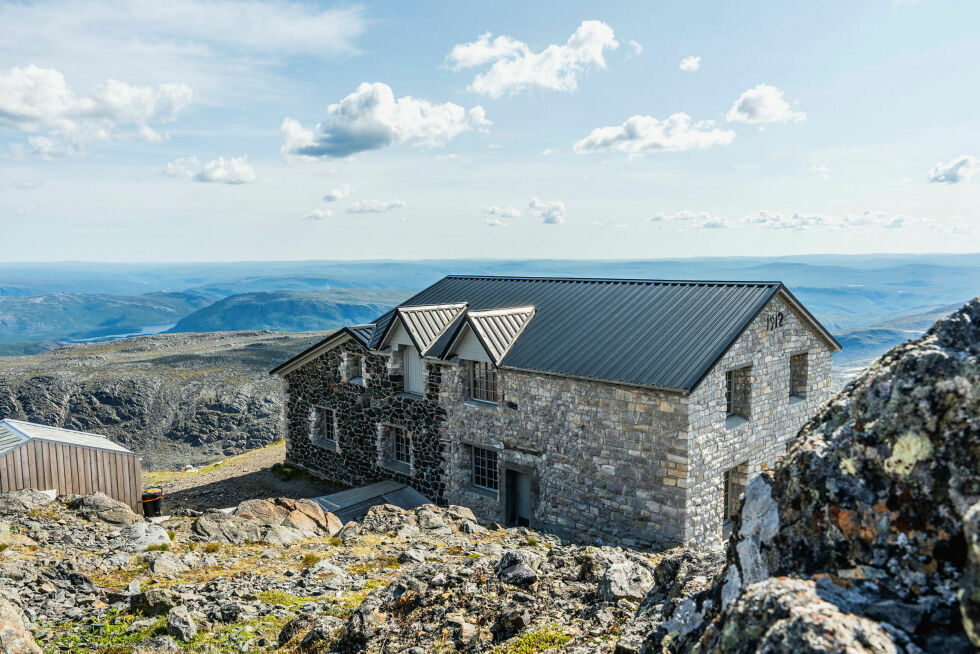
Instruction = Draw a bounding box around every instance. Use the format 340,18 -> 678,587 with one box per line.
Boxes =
234,497 -> 342,537
191,509 -> 263,544
68,492 -> 138,525
695,578 -> 900,654
111,522 -> 171,552
0,489 -> 52,515
962,501 -> 980,647
0,597 -> 42,654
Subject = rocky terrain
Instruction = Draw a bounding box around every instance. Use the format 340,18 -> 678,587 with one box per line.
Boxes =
0,331 -> 329,470
0,297 -> 978,654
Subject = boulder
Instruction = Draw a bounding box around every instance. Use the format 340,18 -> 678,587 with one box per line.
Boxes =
69,492 -> 138,525
234,497 -> 342,537
278,614 -> 316,646
166,605 -> 197,643
496,550 -> 543,573
300,615 -> 345,649
135,635 -> 179,653
191,510 -> 263,544
361,504 -> 414,534
0,597 -> 42,654
111,522 -> 171,552
962,501 -> 980,647
131,588 -> 182,617
598,561 -> 654,602
149,552 -> 189,575
0,489 -> 52,516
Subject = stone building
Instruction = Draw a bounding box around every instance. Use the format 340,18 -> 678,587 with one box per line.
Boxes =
271,275 -> 840,548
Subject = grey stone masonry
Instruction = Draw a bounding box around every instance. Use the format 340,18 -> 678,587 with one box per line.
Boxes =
278,293 -> 834,550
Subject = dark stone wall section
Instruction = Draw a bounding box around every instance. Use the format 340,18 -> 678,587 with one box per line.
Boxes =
282,340 -> 447,503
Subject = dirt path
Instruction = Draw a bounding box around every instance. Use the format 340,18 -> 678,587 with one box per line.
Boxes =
144,441 -> 343,512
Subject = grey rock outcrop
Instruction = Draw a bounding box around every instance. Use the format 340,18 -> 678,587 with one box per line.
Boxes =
111,522 -> 170,552
0,489 -> 52,515
69,492 -> 138,525
166,605 -> 197,643
0,598 -> 41,654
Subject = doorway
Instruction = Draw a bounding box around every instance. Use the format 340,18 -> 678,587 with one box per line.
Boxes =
505,468 -> 533,527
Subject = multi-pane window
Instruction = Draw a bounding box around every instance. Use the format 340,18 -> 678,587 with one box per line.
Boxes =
471,446 -> 498,491
789,353 -> 808,398
468,361 -> 499,403
392,427 -> 411,464
311,406 -> 336,444
725,366 -> 751,419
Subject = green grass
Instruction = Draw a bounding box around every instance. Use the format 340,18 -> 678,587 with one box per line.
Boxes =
256,590 -> 318,608
494,626 -> 573,654
204,542 -> 221,553
300,553 -> 321,569
40,609 -> 165,654
0,543 -> 9,552
145,543 -> 170,552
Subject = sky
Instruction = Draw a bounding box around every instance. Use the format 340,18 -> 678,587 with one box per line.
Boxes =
0,0 -> 978,262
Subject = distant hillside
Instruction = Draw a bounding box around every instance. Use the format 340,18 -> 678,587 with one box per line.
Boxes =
0,330 -> 330,469
0,291 -> 215,344
168,289 -> 409,333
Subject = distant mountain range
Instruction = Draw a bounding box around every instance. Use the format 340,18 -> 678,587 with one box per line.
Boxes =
1,255 -> 978,372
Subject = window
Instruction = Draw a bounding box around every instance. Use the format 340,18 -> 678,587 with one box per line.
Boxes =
471,446 -> 499,491
790,353 -> 808,398
722,462 -> 748,522
725,366 -> 751,419
722,469 -> 734,521
403,346 -> 424,394
392,427 -> 411,464
347,353 -> 364,385
468,361 -> 499,403
310,406 -> 336,447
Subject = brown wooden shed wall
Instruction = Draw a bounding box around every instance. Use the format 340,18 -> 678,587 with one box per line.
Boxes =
0,441 -> 143,514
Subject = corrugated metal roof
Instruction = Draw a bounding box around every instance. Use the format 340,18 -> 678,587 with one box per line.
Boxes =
466,306 -> 536,364
347,324 -> 376,346
396,303 -> 467,351
1,419 -> 135,455
0,422 -> 28,456
367,275 -> 835,391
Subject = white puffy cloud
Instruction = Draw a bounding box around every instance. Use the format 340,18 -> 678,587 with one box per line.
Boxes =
926,154 -> 976,184
649,209 -> 921,232
447,21 -> 619,98
678,56 -> 701,72
281,82 -> 490,159
347,199 -> 405,214
194,156 -> 256,184
482,205 -> 522,218
573,113 -> 735,155
527,198 -> 566,224
323,183 -> 352,201
727,84 -> 806,123
302,209 -> 331,221
0,65 -> 192,157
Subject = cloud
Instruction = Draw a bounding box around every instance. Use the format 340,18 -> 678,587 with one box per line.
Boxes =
540,148 -> 559,156
628,40 -> 644,56
435,153 -> 471,163
323,183 -> 352,201
573,113 -> 735,155
302,209 -> 331,221
194,156 -> 256,184
527,198 -> 566,224
593,219 -> 627,228
281,82 -> 489,159
926,154 -> 976,184
0,65 -> 192,157
163,156 -> 202,178
347,199 -> 406,214
810,165 -> 831,180
447,21 -> 619,97
482,217 -> 508,227
727,84 -> 806,123
482,205 -> 522,218
678,56 -> 701,72
649,209 -> 924,232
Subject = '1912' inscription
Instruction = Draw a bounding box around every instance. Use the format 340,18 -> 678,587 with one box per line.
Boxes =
765,312 -> 785,331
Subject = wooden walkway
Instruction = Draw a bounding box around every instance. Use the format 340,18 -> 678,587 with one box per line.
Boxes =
311,480 -> 431,522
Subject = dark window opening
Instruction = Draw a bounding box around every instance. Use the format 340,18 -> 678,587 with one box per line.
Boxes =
392,427 -> 411,464
790,353 -> 808,398
468,361 -> 499,403
472,446 -> 498,491
725,366 -> 751,419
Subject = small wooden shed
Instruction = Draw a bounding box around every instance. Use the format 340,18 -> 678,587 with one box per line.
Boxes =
0,419 -> 143,513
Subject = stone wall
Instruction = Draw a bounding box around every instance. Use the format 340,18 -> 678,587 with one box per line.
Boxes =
684,295 -> 835,545
439,365 -> 690,549
282,337 -> 447,502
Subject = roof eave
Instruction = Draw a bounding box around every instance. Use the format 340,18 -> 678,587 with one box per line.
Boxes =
270,330 -> 351,377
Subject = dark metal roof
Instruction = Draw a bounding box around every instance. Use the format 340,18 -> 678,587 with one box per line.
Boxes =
347,324 -> 376,347
369,275 -> 839,391
270,324 -> 376,376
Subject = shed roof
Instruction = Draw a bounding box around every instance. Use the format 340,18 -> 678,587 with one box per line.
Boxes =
368,275 -> 839,391
0,419 -> 135,456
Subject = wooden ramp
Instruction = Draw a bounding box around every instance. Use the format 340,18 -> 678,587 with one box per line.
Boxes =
311,480 -> 431,523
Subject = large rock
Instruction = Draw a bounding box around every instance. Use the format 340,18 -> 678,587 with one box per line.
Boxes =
0,597 -> 42,654
962,501 -> 980,647
234,497 -> 342,537
598,561 -> 655,602
131,588 -> 182,617
111,522 -> 171,552
0,489 -> 52,515
69,492 -> 138,525
696,578 -> 900,654
191,510 -> 264,544
166,605 -> 197,643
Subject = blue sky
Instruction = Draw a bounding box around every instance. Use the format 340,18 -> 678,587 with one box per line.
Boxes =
0,0 -> 977,261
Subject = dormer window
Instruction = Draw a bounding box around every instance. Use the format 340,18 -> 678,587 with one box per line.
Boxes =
403,346 -> 424,395
343,352 -> 364,385
467,361 -> 499,403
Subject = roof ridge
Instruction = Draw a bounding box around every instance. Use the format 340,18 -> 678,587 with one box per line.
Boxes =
4,418 -> 110,440
442,275 -> 781,286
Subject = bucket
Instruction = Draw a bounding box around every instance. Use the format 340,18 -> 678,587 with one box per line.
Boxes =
141,488 -> 163,517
